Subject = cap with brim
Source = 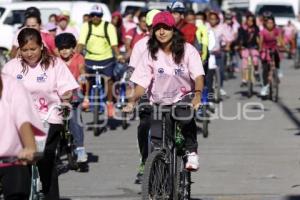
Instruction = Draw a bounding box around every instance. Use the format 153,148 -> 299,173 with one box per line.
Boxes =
56,15 -> 68,22
168,1 -> 185,13
152,11 -> 176,29
90,4 -> 103,15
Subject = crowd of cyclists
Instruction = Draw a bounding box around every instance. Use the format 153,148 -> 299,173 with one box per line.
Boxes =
0,0 -> 298,199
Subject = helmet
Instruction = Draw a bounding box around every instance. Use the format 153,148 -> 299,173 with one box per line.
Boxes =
55,33 -> 77,50
146,9 -> 161,26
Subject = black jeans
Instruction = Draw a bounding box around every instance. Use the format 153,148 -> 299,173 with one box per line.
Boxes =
37,124 -> 63,200
137,95 -> 152,164
0,165 -> 31,200
262,50 -> 280,86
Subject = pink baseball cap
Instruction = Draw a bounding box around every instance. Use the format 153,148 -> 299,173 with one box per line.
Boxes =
152,11 -> 176,29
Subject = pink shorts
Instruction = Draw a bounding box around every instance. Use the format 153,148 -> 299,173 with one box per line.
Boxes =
241,49 -> 259,69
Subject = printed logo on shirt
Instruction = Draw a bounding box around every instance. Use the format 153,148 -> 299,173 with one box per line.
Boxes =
37,73 -> 48,83
16,74 -> 23,80
174,64 -> 185,76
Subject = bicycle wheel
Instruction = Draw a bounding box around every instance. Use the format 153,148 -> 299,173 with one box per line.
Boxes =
92,88 -> 100,136
30,166 -> 44,200
272,69 -> 279,102
175,157 -> 191,200
142,150 -> 172,200
122,112 -> 128,130
66,135 -> 78,170
214,68 -> 221,103
247,64 -> 253,98
202,105 -> 209,138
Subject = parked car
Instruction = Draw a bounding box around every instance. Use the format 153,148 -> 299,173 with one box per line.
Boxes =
0,1 -> 111,51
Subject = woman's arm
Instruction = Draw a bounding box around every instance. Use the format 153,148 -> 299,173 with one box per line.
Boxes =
18,122 -> 37,163
123,84 -> 145,112
192,75 -> 204,110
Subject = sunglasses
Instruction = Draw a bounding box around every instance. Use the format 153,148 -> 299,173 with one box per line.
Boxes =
90,13 -> 103,18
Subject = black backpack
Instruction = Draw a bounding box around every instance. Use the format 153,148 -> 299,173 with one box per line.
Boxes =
85,21 -> 110,46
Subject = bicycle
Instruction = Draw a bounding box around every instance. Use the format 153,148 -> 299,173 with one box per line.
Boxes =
267,49 -> 280,102
115,65 -> 133,130
200,87 -> 209,138
0,153 -> 44,200
55,104 -> 78,171
86,64 -> 110,136
141,101 -> 196,200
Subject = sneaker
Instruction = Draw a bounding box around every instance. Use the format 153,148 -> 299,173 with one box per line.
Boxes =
240,81 -> 247,88
106,102 -> 115,118
75,147 -> 88,163
278,69 -> 283,79
220,88 -> 227,96
134,163 -> 144,184
260,84 -> 269,96
185,152 -> 199,171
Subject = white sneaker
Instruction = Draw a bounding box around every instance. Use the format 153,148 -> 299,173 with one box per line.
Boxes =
75,147 -> 88,163
278,69 -> 283,79
185,152 -> 199,171
260,84 -> 269,96
220,88 -> 227,96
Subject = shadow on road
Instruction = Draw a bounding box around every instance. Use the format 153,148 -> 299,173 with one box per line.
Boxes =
277,100 -> 300,135
283,195 -> 300,200
87,152 -> 99,163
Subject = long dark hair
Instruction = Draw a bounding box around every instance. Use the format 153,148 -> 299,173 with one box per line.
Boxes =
17,28 -> 55,74
148,27 -> 185,64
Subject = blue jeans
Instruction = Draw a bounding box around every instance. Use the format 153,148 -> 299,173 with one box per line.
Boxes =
70,103 -> 84,147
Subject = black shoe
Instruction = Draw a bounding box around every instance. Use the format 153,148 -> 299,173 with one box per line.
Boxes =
254,73 -> 260,82
240,82 -> 247,88
134,172 -> 143,184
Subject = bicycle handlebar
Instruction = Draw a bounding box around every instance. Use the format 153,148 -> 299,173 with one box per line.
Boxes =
0,152 -> 44,164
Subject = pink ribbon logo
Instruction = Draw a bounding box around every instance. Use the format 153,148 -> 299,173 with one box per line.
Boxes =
39,98 -> 48,112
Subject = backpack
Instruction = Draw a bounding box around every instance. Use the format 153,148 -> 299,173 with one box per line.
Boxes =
85,21 -> 110,46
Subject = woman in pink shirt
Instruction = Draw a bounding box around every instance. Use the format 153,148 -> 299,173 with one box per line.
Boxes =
3,28 -> 78,200
124,11 -> 205,171
0,71 -> 45,199
259,16 -> 284,96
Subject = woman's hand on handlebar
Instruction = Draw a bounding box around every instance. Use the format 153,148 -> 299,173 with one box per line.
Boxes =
122,102 -> 135,113
17,147 -> 37,165
192,93 -> 201,111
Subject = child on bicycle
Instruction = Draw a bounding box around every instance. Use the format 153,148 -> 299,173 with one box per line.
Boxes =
55,33 -> 89,163
0,70 -> 45,200
259,15 -> 284,96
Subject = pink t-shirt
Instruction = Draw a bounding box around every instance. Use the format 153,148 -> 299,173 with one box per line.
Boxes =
0,73 -> 45,159
129,36 -> 149,69
260,27 -> 281,50
130,43 -> 205,105
2,57 -> 79,124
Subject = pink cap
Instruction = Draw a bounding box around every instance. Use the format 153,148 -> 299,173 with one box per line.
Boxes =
152,11 -> 175,28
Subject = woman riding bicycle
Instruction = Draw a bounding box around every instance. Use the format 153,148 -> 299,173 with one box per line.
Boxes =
237,13 -> 260,86
2,28 -> 79,200
124,11 -> 205,171
259,15 -> 284,96
0,70 -> 45,200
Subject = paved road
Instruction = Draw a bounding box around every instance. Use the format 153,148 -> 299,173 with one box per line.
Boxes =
60,59 -> 300,200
